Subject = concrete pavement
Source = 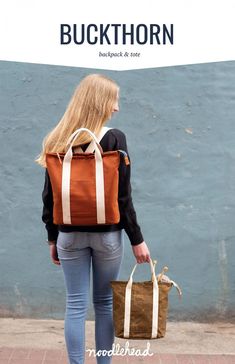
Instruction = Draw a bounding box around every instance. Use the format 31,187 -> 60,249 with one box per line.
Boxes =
0,319 -> 234,363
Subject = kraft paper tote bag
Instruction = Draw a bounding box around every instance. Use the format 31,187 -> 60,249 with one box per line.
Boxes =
110,259 -> 182,340
46,127 -> 128,226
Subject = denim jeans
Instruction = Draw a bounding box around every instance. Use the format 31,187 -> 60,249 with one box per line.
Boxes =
57,230 -> 124,364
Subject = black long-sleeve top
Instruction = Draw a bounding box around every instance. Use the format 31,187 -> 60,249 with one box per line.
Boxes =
42,128 -> 144,246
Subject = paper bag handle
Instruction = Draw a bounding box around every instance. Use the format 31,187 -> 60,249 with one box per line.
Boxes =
127,258 -> 157,286
123,259 -> 159,339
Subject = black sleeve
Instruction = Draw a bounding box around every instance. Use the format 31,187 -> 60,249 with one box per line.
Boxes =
110,129 -> 144,246
42,169 -> 59,242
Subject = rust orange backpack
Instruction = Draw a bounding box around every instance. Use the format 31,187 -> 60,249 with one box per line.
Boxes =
46,127 -> 128,226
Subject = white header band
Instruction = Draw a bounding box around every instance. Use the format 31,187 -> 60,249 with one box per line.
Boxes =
0,0 -> 234,70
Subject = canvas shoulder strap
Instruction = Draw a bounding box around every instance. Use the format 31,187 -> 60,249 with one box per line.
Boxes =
76,126 -> 112,153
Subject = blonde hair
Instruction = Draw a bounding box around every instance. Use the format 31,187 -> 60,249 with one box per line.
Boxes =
35,74 -> 119,167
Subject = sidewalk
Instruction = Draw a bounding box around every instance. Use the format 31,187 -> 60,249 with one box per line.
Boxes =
0,319 -> 234,363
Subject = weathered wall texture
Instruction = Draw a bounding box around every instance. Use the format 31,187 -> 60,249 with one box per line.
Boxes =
0,61 -> 234,321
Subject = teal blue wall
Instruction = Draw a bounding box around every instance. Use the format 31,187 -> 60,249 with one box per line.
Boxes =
0,60 -> 234,321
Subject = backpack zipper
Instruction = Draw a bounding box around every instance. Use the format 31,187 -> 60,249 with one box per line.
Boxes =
118,150 -> 130,166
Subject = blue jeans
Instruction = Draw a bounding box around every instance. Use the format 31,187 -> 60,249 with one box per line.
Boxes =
57,230 -> 124,364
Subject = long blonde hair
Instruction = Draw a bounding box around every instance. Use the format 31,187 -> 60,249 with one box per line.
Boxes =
35,74 -> 119,167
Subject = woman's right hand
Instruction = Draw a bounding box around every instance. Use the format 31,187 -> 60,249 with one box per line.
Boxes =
132,241 -> 151,264
49,243 -> 61,265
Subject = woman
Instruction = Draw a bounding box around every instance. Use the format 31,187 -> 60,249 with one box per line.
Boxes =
36,74 -> 151,364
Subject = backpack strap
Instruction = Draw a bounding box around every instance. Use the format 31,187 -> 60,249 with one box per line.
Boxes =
76,126 -> 111,153
63,128 -> 106,224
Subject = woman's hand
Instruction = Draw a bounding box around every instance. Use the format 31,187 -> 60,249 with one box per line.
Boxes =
49,243 -> 60,265
132,241 -> 151,264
